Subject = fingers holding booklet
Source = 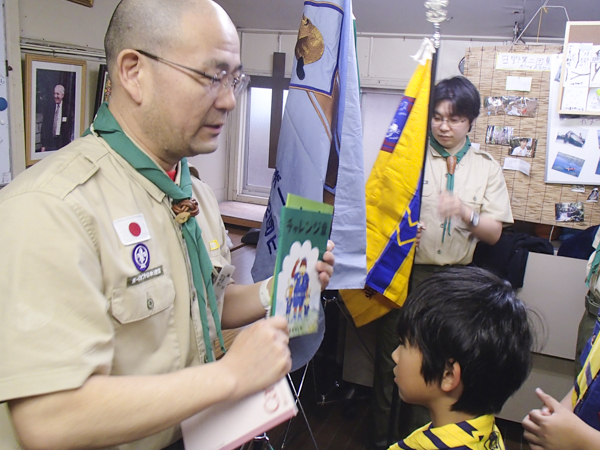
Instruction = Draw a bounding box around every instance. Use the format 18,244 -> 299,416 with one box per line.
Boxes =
317,240 -> 336,289
219,316 -> 292,400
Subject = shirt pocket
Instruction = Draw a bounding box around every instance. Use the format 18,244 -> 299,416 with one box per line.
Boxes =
110,275 -> 176,324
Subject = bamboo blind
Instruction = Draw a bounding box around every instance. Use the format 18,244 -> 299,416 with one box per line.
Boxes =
464,44 -> 600,229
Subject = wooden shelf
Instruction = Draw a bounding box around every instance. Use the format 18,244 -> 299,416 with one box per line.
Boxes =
219,201 -> 266,229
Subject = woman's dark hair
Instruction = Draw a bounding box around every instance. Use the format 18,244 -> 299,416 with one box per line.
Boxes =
397,266 -> 533,416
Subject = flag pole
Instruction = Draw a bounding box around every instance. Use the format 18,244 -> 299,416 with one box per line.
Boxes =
416,1 -> 447,235
386,5 -> 448,446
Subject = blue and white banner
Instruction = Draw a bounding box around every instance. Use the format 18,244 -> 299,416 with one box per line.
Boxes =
252,0 -> 366,290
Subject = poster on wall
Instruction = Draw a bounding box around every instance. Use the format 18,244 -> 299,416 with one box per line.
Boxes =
546,54 -> 600,184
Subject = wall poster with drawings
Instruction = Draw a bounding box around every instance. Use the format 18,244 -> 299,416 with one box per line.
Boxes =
546,54 -> 600,184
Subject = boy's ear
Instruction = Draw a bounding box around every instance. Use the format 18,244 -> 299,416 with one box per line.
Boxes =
440,359 -> 462,392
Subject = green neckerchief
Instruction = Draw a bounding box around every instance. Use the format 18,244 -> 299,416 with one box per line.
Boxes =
587,248 -> 600,288
429,132 -> 471,243
88,103 -> 225,362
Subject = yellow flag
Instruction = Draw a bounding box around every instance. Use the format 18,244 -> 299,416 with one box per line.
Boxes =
340,58 -> 432,327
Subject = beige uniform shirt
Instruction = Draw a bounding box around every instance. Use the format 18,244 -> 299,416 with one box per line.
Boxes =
0,132 -> 230,450
415,144 -> 513,266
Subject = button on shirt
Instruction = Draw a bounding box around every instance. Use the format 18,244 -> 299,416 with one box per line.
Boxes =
0,133 -> 231,450
415,144 -> 513,266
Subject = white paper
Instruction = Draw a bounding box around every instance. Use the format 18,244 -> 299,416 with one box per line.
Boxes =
546,54 -> 600,185
182,378 -> 297,450
590,45 -> 600,88
506,76 -> 532,92
1,172 -> 10,185
564,43 -> 592,88
495,53 -> 552,71
561,86 -> 589,112
503,157 -> 531,176
587,88 -> 600,112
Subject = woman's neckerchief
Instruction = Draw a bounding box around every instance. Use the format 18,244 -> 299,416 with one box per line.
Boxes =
429,132 -> 471,243
88,103 -> 226,362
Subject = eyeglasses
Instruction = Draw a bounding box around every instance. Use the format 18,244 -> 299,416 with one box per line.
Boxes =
431,116 -> 468,128
135,49 -> 249,97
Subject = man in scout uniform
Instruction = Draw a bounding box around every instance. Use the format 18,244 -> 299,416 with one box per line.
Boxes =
0,1 -> 334,449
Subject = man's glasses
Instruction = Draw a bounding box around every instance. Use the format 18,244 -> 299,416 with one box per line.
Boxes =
431,116 -> 468,128
135,49 -> 249,97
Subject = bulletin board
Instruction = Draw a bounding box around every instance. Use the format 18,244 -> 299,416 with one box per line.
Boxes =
464,44 -> 600,229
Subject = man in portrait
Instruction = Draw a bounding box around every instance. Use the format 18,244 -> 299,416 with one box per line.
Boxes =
40,83 -> 75,152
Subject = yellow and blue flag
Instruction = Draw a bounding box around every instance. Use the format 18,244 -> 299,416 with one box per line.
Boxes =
340,43 -> 433,327
252,0 -> 366,290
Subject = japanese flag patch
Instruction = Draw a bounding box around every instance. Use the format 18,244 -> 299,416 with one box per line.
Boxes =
113,214 -> 151,246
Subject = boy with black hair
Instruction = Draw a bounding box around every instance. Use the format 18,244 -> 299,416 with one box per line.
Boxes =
388,266 -> 533,450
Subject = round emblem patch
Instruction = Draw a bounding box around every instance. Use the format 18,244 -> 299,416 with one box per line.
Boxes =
132,243 -> 150,272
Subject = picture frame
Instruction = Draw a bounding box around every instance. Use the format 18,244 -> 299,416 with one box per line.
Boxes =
67,0 -> 94,7
24,54 -> 86,166
94,64 -> 112,116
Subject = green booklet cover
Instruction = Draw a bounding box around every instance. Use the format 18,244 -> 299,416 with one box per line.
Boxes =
270,194 -> 333,338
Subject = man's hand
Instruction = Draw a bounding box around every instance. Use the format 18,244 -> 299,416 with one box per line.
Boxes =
523,388 -> 600,450
316,240 -> 335,290
219,317 -> 291,399
438,192 -> 468,221
416,222 -> 426,247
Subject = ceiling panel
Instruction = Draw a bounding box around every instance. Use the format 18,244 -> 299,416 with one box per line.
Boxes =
216,0 -> 600,41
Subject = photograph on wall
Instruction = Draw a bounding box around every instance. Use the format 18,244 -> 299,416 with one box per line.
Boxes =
572,184 -> 585,193
587,187 -> 599,203
552,151 -> 585,177
483,96 -> 505,115
555,202 -> 584,222
555,128 -> 588,148
594,157 -> 600,175
24,54 -> 86,166
503,96 -> 538,117
482,96 -> 538,117
485,125 -> 513,145
94,64 -> 112,116
509,137 -> 537,157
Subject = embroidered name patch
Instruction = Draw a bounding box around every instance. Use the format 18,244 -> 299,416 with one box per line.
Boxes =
127,266 -> 164,286
113,214 -> 151,246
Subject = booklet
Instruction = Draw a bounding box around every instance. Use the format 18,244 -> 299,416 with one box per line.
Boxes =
181,377 -> 297,450
270,194 -> 333,338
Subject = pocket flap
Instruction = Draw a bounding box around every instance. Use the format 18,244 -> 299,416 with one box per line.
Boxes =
111,276 -> 175,324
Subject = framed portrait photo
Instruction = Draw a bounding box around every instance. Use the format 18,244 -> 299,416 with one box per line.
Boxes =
94,64 -> 112,116
24,54 -> 86,166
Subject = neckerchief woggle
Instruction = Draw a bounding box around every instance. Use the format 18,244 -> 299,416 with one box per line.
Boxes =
429,132 -> 471,243
85,103 -> 226,362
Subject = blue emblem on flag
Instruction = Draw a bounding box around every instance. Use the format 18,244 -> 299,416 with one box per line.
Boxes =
132,243 -> 150,272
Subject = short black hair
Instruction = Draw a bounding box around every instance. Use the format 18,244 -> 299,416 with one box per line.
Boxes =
397,266 -> 533,416
520,137 -> 529,143
433,76 -> 481,125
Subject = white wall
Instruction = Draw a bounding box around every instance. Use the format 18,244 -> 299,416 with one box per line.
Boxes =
12,1 -> 518,197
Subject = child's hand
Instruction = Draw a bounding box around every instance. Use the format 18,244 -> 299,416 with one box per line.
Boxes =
522,388 -> 599,450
